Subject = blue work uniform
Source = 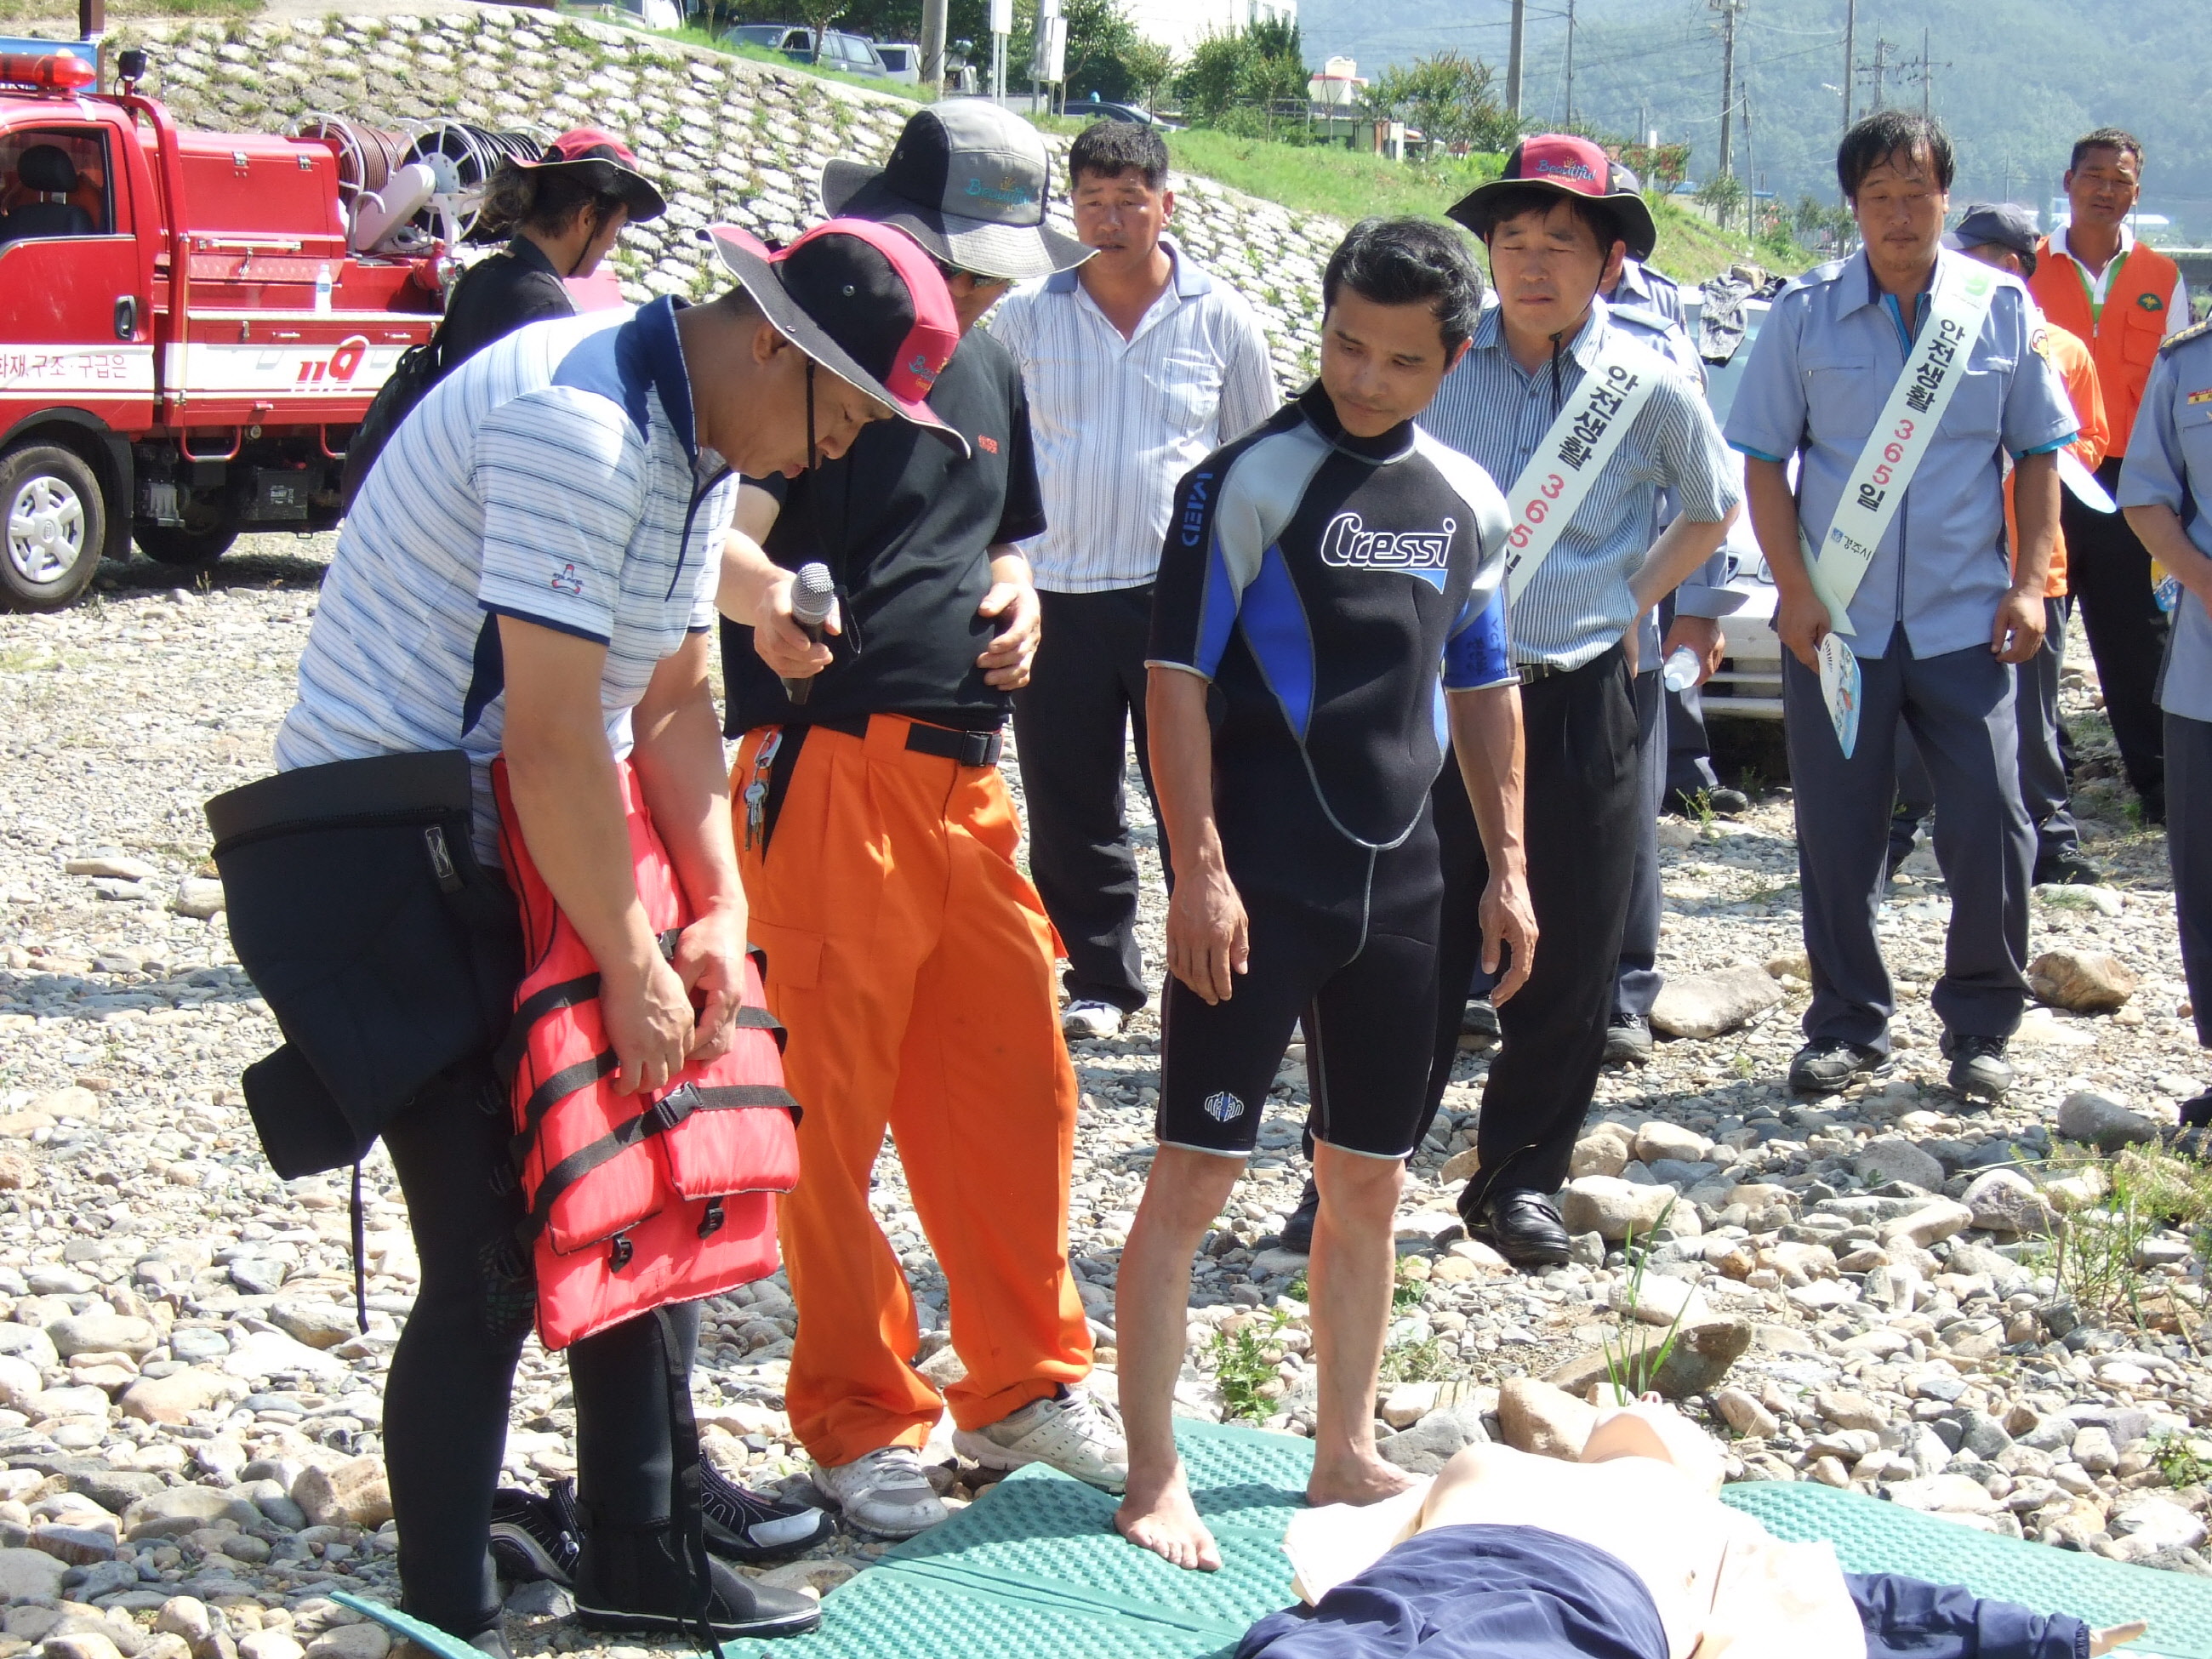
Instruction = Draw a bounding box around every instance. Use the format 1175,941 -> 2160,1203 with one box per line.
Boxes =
1417,298 -> 1740,1213
1602,288 -> 1732,1032
1725,250 -> 2078,1055
2116,322 -> 2212,1058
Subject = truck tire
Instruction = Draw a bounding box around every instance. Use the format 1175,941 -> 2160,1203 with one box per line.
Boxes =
0,442 -> 106,613
135,494 -> 242,567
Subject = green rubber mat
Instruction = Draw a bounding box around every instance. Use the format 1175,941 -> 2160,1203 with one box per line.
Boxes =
1722,1478 -> 2212,1659
724,1420 -> 1314,1659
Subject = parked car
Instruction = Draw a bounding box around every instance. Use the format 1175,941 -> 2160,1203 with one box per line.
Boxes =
720,24 -> 891,77
1069,96 -> 1182,131
874,42 -> 921,83
564,0 -> 682,31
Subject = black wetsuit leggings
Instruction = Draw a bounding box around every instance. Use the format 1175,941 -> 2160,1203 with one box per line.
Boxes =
380,1057 -> 702,1635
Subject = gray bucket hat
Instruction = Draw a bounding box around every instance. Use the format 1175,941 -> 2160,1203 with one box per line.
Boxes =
819,101 -> 1092,282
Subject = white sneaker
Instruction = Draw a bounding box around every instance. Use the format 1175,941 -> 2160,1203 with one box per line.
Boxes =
952,1386 -> 1129,1493
1062,1000 -> 1125,1040
810,1445 -> 948,1540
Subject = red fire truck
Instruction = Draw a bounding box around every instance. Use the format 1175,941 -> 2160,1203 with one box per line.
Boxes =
0,46 -> 441,610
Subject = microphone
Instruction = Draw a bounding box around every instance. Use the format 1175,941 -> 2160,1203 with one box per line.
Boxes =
782,562 -> 835,707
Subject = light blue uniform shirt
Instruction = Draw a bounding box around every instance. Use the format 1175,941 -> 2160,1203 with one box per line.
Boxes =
1725,248 -> 2077,660
2115,325 -> 2212,722
1422,296 -> 1740,669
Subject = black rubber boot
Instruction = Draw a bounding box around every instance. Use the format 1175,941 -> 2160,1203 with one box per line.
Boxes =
573,1519 -> 821,1640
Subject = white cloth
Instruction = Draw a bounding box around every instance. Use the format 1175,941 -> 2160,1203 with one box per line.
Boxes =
987,239 -> 1280,593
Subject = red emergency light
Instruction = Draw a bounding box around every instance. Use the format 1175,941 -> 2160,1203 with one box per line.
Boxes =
0,52 -> 97,92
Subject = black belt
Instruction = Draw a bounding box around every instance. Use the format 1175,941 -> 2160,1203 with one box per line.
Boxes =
812,714 -> 1004,768
1514,639 -> 1628,686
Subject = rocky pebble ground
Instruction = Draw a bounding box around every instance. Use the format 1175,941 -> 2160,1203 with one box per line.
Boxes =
0,543 -> 2209,1659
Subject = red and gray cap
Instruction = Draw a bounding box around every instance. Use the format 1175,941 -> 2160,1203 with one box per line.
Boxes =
818,101 -> 1091,281
1447,134 -> 1656,261
708,218 -> 968,458
514,127 -> 667,223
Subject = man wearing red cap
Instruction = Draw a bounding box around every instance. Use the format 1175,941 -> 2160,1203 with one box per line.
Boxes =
1416,134 -> 1741,1268
263,219 -> 961,1648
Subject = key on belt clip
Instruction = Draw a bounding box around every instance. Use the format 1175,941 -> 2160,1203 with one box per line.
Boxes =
742,727 -> 784,852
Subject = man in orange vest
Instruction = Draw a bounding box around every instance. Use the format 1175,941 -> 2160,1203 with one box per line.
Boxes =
2028,128 -> 2193,825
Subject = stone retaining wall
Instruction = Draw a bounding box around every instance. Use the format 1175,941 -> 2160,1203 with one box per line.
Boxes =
112,4 -> 1337,387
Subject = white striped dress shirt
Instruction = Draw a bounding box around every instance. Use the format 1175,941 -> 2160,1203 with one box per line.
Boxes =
276,299 -> 735,861
1421,297 -> 1740,670
987,239 -> 1281,593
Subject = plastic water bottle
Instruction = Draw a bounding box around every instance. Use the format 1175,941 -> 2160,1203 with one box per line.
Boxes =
314,263 -> 333,314
1661,646 -> 1702,693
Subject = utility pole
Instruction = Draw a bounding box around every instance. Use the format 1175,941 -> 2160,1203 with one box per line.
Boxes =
1711,0 -> 1743,178
1563,0 -> 1576,127
1742,74 -> 1756,240
920,0 -> 946,95
1506,0 -> 1525,121
1902,30 -> 1950,120
1840,0 -> 1855,135
1859,36 -> 1894,112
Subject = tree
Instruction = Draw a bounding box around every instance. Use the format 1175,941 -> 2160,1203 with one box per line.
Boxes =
1694,171 -> 1747,223
1366,51 -> 1516,158
1122,37 -> 1177,116
1173,18 -> 1308,133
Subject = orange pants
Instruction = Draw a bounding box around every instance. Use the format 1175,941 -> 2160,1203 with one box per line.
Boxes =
733,715 -> 1090,1468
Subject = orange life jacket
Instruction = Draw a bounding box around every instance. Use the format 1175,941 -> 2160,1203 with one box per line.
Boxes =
492,758 -> 800,1351
2030,235 -> 2181,457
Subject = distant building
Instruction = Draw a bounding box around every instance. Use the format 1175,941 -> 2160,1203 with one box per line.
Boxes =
1123,0 -> 1297,59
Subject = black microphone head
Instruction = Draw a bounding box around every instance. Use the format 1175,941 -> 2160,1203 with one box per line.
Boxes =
791,562 -> 836,627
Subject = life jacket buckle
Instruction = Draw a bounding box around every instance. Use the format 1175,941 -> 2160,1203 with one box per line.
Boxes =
608,1232 -> 635,1272
697,1196 -> 726,1239
650,1083 -> 699,1135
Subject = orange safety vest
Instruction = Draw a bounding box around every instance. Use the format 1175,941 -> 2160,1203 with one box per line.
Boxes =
2007,316 -> 2107,596
492,757 -> 801,1351
2029,235 -> 2181,456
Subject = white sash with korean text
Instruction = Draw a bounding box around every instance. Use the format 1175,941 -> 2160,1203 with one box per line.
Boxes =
1804,262 -> 2003,636
1499,326 -> 1668,602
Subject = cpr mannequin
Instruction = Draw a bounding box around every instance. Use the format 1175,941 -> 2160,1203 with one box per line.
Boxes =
1249,1396 -> 2146,1659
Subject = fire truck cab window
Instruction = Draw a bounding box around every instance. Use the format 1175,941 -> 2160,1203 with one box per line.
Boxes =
0,129 -> 110,247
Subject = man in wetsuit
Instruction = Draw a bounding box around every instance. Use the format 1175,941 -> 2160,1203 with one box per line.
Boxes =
1112,218 -> 1529,1571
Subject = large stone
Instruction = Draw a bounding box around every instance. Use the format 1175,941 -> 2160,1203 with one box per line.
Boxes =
1559,1177 -> 1676,1243
119,1369 -> 244,1427
1546,1315 -> 1752,1400
270,1302 -> 358,1352
2028,950 -> 2136,1013
237,1634 -> 303,1659
0,1546 -> 66,1599
1887,1474 -> 2000,1514
302,1628 -> 389,1659
1878,1200 -> 1974,1249
43,1633 -> 126,1659
1854,1137 -> 1945,1191
1610,1271 -> 1708,1327
2055,1091 -> 2158,1151
1379,1382 -> 1441,1430
1633,1122 -> 1713,1165
1649,966 -> 1785,1040
0,1325 -> 60,1369
31,1523 -> 116,1565
0,1354 -> 43,1412
170,880 -> 226,921
220,1331 -> 346,1382
1569,1132 -> 1630,1180
1497,1378 -> 1598,1461
1961,1166 -> 2055,1234
291,1457 -> 392,1529
2111,1499 -> 2208,1553
27,1385 -> 111,1421
1376,1402 -> 1488,1474
151,1601 -> 211,1647
120,1489 -> 263,1542
45,1315 -> 157,1362
1713,1388 -> 1779,1439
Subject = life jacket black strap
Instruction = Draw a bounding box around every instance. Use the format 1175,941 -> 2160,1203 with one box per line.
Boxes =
520,1080 -> 798,1242
510,1048 -> 620,1166
495,972 -> 601,1081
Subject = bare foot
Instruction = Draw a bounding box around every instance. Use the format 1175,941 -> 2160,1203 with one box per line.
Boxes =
1307,1448 -> 1420,1508
1114,1462 -> 1223,1571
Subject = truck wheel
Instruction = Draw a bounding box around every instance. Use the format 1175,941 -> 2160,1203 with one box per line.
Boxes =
135,494 -> 241,567
0,442 -> 106,613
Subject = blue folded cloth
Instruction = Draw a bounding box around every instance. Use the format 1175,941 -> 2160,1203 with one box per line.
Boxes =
1849,1571 -> 2091,1659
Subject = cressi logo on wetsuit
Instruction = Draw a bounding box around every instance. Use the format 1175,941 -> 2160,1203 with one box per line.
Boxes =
1317,511 -> 1457,579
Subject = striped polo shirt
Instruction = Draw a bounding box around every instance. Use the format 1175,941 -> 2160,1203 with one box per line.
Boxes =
276,298 -> 738,860
987,237 -> 1281,593
1421,296 -> 1740,670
